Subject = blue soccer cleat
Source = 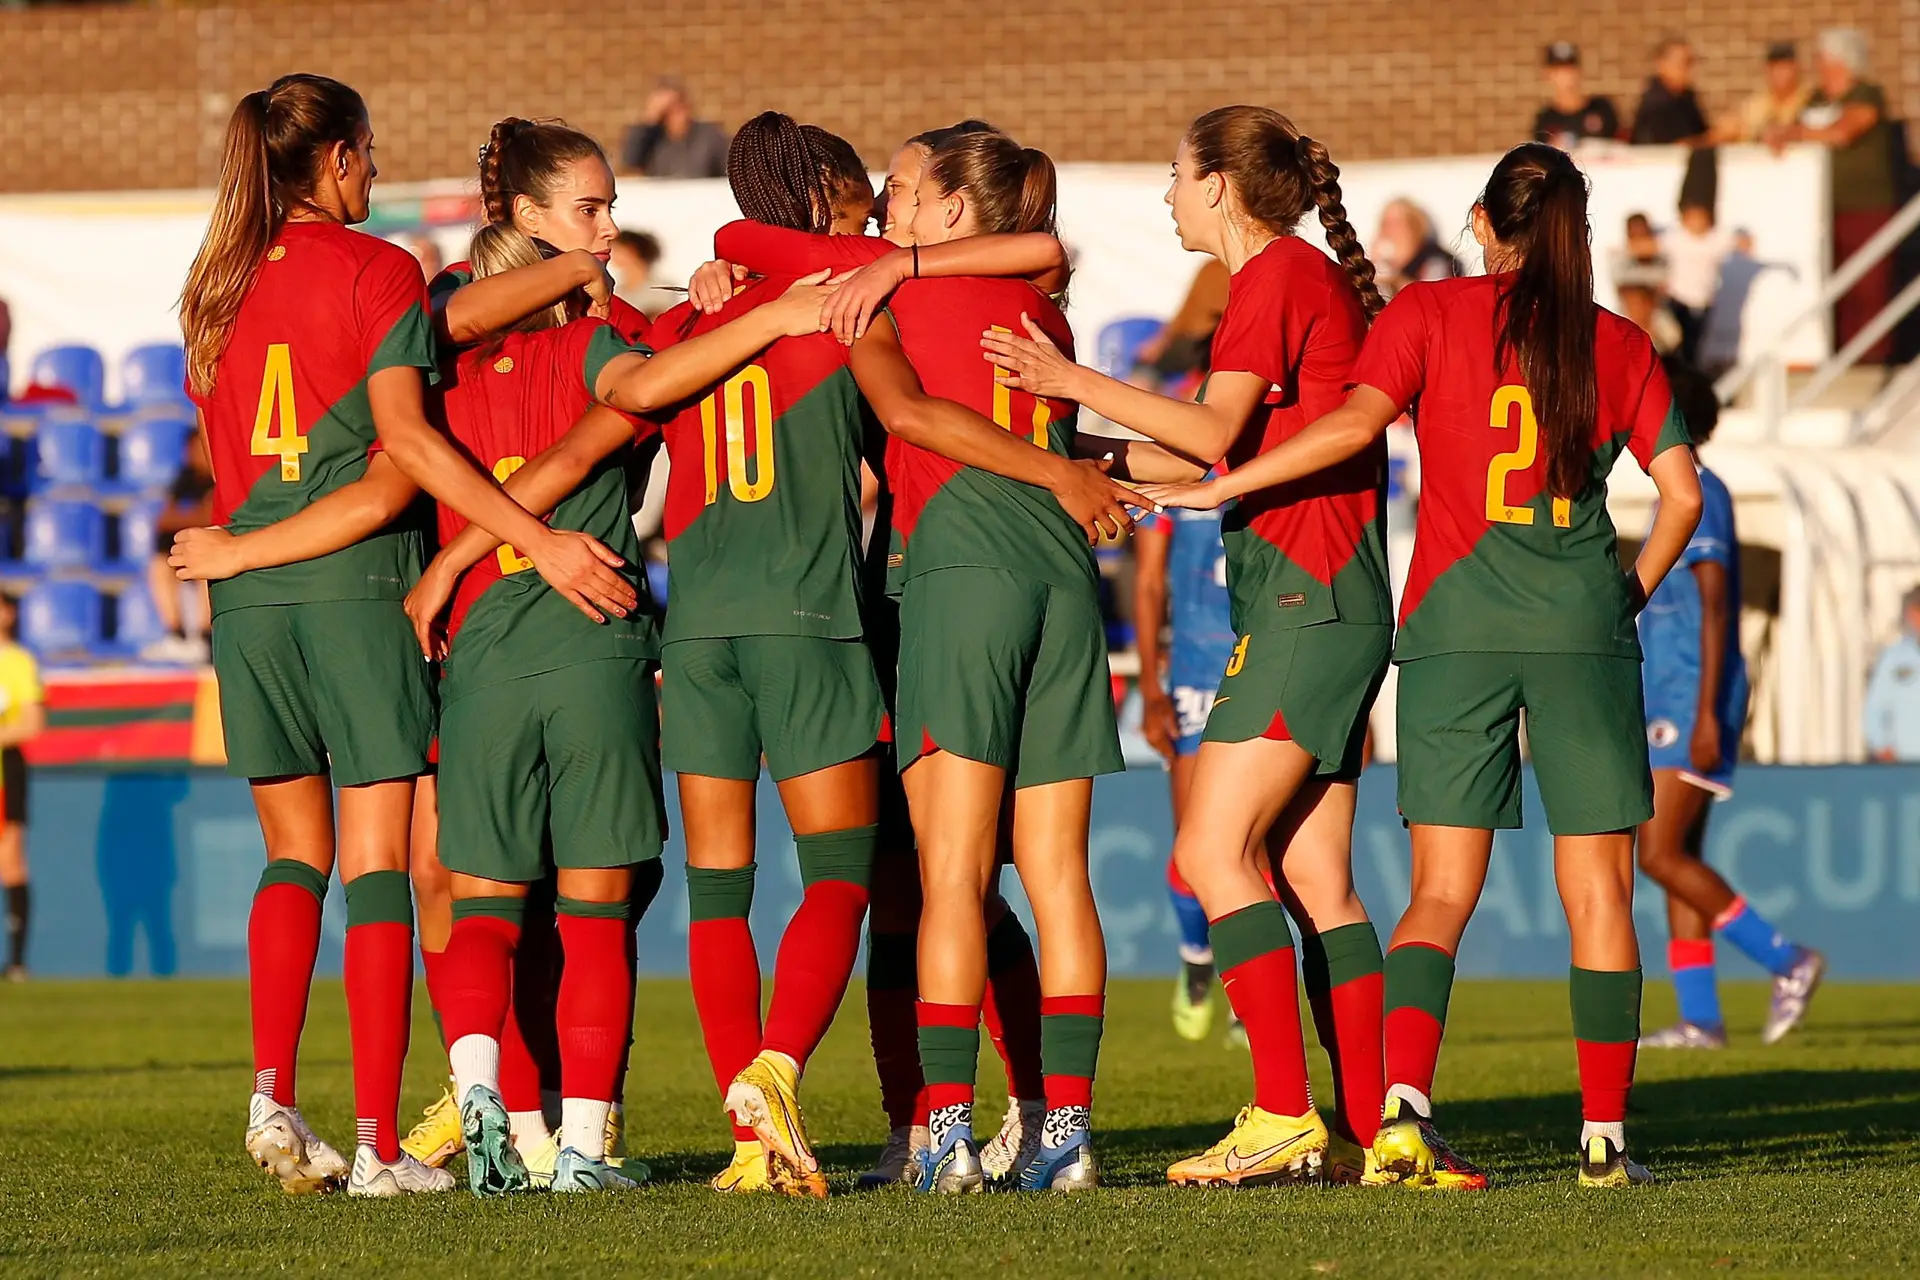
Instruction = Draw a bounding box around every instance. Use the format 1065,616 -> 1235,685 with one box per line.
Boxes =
1016,1127 -> 1100,1192
458,1084 -> 530,1197
552,1145 -> 642,1193
915,1123 -> 984,1195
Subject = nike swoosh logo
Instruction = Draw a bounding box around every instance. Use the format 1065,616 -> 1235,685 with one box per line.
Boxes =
1223,1131 -> 1307,1171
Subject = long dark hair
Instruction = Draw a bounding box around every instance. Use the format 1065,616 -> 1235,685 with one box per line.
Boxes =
1184,105 -> 1384,318
1481,142 -> 1596,501
180,74 -> 368,396
727,111 -> 869,234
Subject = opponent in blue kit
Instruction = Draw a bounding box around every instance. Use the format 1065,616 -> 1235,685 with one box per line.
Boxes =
1132,506 -> 1240,1041
1634,359 -> 1824,1050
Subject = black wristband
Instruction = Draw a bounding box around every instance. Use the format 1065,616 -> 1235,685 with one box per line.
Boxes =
911,244 -> 920,278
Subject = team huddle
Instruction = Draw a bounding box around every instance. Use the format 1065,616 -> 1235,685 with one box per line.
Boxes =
171,70 -> 1810,1200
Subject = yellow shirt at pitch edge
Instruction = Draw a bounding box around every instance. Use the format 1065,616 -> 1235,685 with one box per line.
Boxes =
0,642 -> 44,730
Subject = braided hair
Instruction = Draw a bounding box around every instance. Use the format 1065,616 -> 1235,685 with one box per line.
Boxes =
727,111 -> 869,234
477,116 -> 604,227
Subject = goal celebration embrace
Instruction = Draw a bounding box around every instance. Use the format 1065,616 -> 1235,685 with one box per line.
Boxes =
168,70 -> 1833,1204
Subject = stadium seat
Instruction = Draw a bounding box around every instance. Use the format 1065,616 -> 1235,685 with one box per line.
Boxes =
119,344 -> 189,409
1093,316 -> 1165,380
29,344 -> 107,411
99,581 -> 170,660
20,579 -> 102,661
646,559 -> 670,607
108,499 -> 163,574
23,499 -> 107,571
32,417 -> 107,492
111,416 -> 193,494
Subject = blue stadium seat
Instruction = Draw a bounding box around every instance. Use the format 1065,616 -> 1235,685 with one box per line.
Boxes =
109,500 -> 164,574
111,416 -> 193,494
1094,316 -> 1165,380
32,417 -> 107,492
120,344 -> 189,409
29,344 -> 106,410
100,582 -> 170,659
21,579 -> 102,660
23,499 -> 107,570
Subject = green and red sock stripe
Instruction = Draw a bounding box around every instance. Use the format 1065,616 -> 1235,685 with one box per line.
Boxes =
1039,993 -> 1104,1114
916,1000 -> 980,1117
1210,900 -> 1312,1117
1300,921 -> 1385,1145
1571,966 -> 1642,1124
1383,940 -> 1455,1104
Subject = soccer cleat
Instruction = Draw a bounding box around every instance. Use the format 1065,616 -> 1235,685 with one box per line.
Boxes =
858,1125 -> 929,1190
346,1145 -> 456,1197
1324,1129 -> 1379,1185
1167,1105 -> 1329,1187
980,1096 -> 1046,1183
400,1084 -> 464,1168
520,1132 -> 559,1190
916,1122 -> 984,1195
711,1141 -> 773,1194
1172,965 -> 1214,1042
1761,948 -> 1827,1045
1368,1098 -> 1489,1191
1223,1016 -> 1248,1050
1016,1128 -> 1100,1191
245,1093 -> 347,1195
458,1084 -> 530,1197
1578,1135 -> 1654,1188
726,1051 -> 824,1195
1640,1021 -> 1727,1050
552,1146 -> 641,1193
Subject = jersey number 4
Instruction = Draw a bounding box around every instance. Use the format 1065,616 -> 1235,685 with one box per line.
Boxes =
251,343 -> 311,482
700,365 -> 775,505
1486,385 -> 1570,528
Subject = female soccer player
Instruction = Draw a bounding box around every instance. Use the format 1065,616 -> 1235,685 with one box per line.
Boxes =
179,73 -> 634,1198
1140,142 -> 1706,1189
985,106 -> 1391,1188
1636,358 -> 1823,1049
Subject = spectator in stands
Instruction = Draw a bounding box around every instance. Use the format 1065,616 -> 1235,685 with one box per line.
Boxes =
608,228 -> 664,314
1372,197 -> 1462,299
619,78 -> 728,178
1631,37 -> 1711,146
1864,586 -> 1920,761
0,593 -> 43,982
1616,213 -> 1682,353
1787,28 -> 1898,364
1134,259 -> 1229,392
1698,228 -> 1797,377
1532,42 -> 1620,149
1663,197 -> 1734,364
1716,41 -> 1811,148
143,432 -> 213,664
400,232 -> 443,280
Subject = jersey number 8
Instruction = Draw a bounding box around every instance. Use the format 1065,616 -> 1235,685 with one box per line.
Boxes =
1486,385 -> 1571,529
700,365 -> 775,505
251,343 -> 311,483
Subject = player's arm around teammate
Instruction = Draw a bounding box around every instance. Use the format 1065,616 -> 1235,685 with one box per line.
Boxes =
1147,143 -> 1704,1189
989,108 -> 1394,1186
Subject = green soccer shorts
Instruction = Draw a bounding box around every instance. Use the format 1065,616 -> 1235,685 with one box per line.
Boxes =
1201,621 -> 1390,780
661,635 -> 886,782
436,657 -> 665,882
896,566 -> 1123,790
1395,651 -> 1653,835
212,599 -> 433,787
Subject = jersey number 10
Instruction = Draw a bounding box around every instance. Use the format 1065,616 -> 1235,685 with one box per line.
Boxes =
989,326 -> 1051,447
1485,385 -> 1570,529
251,343 -> 311,482
700,365 -> 775,505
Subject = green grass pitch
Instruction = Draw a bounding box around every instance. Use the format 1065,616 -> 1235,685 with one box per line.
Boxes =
1,977 -> 1915,1277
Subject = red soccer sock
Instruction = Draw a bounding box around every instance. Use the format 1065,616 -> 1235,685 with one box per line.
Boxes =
344,870 -> 414,1162
1577,1040 -> 1638,1123
555,911 -> 633,1106
1300,922 -> 1386,1145
865,931 -> 924,1130
1211,902 -> 1313,1117
441,912 -> 519,1047
689,914 -> 762,1144
420,945 -> 453,1054
1383,941 -> 1455,1106
983,912 -> 1045,1101
513,903 -> 564,1104
248,863 -> 327,1107
762,879 -> 869,1068
498,973 -> 545,1116
917,1000 -> 981,1120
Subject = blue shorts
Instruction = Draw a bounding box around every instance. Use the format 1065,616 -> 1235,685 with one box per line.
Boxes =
1645,671 -> 1747,798
1169,682 -> 1217,757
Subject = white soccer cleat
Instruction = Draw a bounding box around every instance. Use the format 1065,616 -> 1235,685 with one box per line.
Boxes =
858,1124 -> 930,1189
979,1096 -> 1046,1183
346,1145 -> 457,1197
245,1092 -> 347,1194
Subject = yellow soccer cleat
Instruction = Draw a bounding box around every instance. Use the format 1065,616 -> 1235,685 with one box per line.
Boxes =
604,1103 -> 625,1161
711,1140 -> 773,1194
519,1132 -> 560,1190
1325,1128 -> 1380,1185
1171,973 -> 1214,1042
1369,1098 -> 1489,1191
1577,1135 -> 1653,1188
400,1084 -> 464,1170
725,1050 -> 826,1196
1167,1105 -> 1330,1187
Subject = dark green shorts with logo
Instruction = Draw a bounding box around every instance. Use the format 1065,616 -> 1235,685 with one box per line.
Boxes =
212,599 -> 433,787
1202,621 -> 1390,780
661,635 -> 885,782
437,657 -> 665,882
896,566 -> 1123,790
1396,651 -> 1653,836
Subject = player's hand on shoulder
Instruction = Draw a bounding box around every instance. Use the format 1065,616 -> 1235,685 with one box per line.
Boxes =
771,269 -> 840,337
689,259 -> 749,314
823,252 -> 909,345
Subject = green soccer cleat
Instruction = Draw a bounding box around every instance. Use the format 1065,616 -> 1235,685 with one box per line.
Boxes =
459,1084 -> 530,1198
552,1146 -> 641,1193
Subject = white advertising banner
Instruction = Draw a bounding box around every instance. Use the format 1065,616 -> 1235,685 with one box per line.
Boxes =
0,144 -> 1829,400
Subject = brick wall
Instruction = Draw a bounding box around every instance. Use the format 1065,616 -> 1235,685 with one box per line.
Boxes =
2,0 -> 1916,192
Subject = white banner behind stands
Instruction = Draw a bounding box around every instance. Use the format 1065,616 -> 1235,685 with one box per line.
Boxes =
0,145 -> 1828,400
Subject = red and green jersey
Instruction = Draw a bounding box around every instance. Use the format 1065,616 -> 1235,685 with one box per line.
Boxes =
713,220 -> 892,275
647,281 -> 869,642
193,221 -> 436,614
1353,274 -> 1691,661
432,317 -> 658,700
1206,237 -> 1390,634
884,279 -> 1094,599
428,261 -> 651,345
